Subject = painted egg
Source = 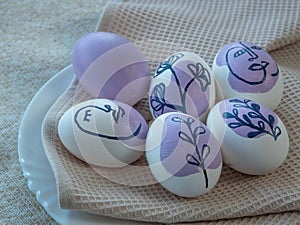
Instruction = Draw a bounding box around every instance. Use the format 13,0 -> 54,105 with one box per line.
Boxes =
72,32 -> 151,106
212,41 -> 283,110
148,52 -> 216,121
58,99 -> 148,167
206,98 -> 289,175
146,112 -> 222,197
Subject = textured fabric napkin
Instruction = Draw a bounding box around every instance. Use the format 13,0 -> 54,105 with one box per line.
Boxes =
42,0 -> 300,223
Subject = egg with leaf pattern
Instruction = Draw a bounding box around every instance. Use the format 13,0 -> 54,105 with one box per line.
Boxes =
146,112 -> 222,197
207,98 -> 289,175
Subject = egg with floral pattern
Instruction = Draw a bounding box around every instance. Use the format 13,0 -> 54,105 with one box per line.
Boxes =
148,52 -> 216,121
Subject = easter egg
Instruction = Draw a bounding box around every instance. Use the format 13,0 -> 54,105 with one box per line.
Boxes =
72,32 -> 151,106
148,52 -> 216,121
212,41 -> 283,110
58,99 -> 148,167
146,112 -> 222,197
207,98 -> 289,175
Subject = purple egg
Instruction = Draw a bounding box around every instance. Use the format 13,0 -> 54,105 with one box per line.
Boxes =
72,32 -> 151,106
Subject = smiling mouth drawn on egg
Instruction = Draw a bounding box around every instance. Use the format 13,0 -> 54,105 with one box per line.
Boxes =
74,104 -> 142,140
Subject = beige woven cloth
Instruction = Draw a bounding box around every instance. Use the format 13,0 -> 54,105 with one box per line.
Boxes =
41,0 -> 300,224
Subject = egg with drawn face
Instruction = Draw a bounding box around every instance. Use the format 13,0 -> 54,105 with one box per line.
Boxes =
212,41 -> 283,110
146,112 -> 222,197
148,52 -> 216,121
207,98 -> 289,175
58,99 -> 148,167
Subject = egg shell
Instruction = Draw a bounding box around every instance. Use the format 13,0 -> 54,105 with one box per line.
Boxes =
206,98 -> 289,175
148,52 -> 216,121
212,41 -> 283,110
72,32 -> 151,106
58,99 -> 148,168
146,112 -> 222,197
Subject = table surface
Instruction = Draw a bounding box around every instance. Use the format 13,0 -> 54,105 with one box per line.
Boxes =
1,1 -> 108,224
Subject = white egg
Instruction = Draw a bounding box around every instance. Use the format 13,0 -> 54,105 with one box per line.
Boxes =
207,98 -> 289,175
148,52 -> 216,121
58,99 -> 148,168
212,41 -> 283,110
146,112 -> 222,197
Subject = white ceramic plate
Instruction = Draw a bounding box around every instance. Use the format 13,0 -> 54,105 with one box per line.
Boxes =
18,65 -> 152,225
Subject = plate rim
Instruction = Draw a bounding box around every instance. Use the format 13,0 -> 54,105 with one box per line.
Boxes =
18,65 -> 149,225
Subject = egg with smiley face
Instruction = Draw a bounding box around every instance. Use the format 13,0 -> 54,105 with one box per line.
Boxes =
212,41 -> 283,110
58,99 -> 148,167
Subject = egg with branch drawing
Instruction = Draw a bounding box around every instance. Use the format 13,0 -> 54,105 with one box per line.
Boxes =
146,112 -> 222,197
207,98 -> 289,175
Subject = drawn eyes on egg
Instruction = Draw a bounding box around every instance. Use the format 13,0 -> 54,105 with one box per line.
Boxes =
251,45 -> 262,50
233,45 -> 262,59
234,49 -> 247,58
